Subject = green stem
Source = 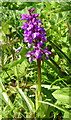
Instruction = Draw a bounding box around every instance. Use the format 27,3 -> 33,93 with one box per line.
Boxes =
37,59 -> 41,99
36,58 -> 41,110
67,22 -> 71,38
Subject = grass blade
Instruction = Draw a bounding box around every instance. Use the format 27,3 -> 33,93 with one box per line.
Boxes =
2,92 -> 13,108
39,101 -> 70,114
16,87 -> 35,112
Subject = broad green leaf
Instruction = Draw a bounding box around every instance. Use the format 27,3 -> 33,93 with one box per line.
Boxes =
16,87 -> 35,112
52,87 -> 71,105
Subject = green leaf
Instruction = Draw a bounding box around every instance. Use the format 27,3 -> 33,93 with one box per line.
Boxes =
2,92 -> 13,108
0,78 -> 5,91
20,47 -> 28,58
63,111 -> 71,119
0,79 -> 13,108
8,58 -> 25,69
52,87 -> 71,105
36,103 -> 52,118
7,47 -> 28,69
51,78 -> 68,86
2,24 -> 10,34
54,54 -> 59,62
18,60 -> 28,75
45,59 -> 63,77
16,87 -> 35,112
48,39 -> 71,64
39,101 -> 70,114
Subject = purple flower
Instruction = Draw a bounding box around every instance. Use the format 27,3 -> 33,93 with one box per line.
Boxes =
28,8 -> 35,13
37,41 -> 44,47
27,24 -> 34,30
21,22 -> 28,29
24,37 -> 29,42
21,8 -> 51,62
32,13 -> 39,18
32,32 -> 40,39
29,38 -> 33,44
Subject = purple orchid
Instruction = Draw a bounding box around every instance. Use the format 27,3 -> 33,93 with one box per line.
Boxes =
21,8 -> 51,63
